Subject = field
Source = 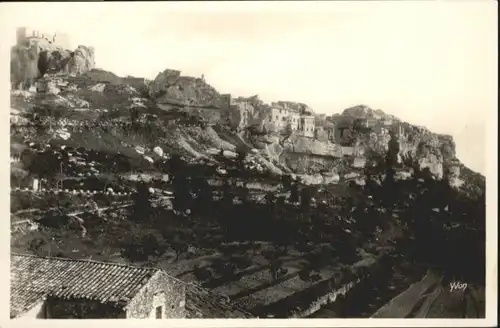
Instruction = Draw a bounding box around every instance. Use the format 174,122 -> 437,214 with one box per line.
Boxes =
11,175 -> 405,318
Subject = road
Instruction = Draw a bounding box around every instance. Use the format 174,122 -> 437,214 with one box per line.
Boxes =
11,202 -> 134,226
371,270 -> 444,318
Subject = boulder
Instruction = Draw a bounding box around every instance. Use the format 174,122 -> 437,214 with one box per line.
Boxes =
206,148 -> 220,155
222,150 -> 238,159
323,173 -> 340,184
418,155 -> 443,180
153,146 -> 164,157
352,157 -> 366,169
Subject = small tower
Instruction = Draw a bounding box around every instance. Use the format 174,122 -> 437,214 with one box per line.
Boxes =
16,27 -> 27,45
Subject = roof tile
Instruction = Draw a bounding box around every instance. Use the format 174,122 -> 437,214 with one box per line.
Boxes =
10,254 -> 157,318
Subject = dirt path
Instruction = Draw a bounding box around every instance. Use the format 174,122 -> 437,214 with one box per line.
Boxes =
371,270 -> 443,318
11,202 -> 133,226
411,285 -> 443,318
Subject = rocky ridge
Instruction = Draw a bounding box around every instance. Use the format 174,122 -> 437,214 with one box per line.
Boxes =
10,40 -> 484,193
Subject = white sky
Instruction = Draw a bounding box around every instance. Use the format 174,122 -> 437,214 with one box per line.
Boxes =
2,1 -> 497,175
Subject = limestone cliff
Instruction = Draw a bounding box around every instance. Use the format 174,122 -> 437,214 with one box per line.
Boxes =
11,37 -> 95,90
335,105 -> 460,183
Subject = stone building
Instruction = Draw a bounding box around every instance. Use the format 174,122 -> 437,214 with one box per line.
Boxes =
232,97 -> 255,129
287,110 -> 301,131
10,254 -> 186,319
16,27 -> 72,49
261,101 -> 314,136
269,102 -> 290,131
11,254 -> 252,319
299,115 -> 315,138
219,94 -> 256,131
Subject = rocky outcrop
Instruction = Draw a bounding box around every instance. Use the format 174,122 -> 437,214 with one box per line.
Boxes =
397,127 -> 457,180
11,37 -> 95,90
325,105 -> 460,182
148,69 -> 222,108
342,104 -> 399,121
282,135 -> 343,157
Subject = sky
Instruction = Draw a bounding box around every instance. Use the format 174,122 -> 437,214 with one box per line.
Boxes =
2,1 -> 497,175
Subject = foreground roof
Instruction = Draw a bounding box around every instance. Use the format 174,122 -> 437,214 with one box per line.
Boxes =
10,254 -> 158,317
11,254 -> 253,319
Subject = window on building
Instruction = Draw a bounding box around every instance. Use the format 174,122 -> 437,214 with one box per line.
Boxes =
156,306 -> 162,319
276,116 -> 279,120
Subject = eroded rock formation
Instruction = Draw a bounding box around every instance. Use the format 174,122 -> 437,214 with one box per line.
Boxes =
11,37 -> 95,90
148,69 -> 222,108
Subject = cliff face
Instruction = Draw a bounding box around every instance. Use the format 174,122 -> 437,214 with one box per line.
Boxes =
338,106 -> 459,182
11,37 -> 95,90
146,70 -> 465,184
242,103 -> 461,184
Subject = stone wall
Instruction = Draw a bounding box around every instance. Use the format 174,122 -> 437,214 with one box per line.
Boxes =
14,300 -> 46,319
125,271 -> 186,319
46,297 -> 126,318
290,279 -> 360,318
300,116 -> 315,138
16,27 -> 72,49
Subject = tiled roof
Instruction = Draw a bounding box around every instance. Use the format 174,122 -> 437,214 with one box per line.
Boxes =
10,254 -> 158,318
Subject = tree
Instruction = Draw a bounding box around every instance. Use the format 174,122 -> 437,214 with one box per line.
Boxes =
131,181 -> 152,222
275,224 -> 294,253
192,177 -> 213,212
162,230 -> 190,261
282,174 -> 293,190
27,151 -> 60,187
221,179 -> 233,206
11,167 -> 28,188
289,182 -> 299,204
236,145 -> 248,163
167,154 -> 193,213
269,258 -> 283,281
300,186 -> 312,211
167,153 -> 184,177
121,232 -> 165,263
172,175 -> 192,213
235,145 -> 249,181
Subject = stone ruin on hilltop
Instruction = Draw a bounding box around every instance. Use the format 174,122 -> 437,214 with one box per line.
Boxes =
11,27 -> 95,90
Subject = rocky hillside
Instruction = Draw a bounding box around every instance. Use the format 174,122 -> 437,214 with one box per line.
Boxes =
10,39 -> 484,194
